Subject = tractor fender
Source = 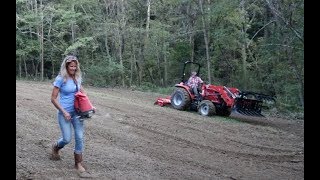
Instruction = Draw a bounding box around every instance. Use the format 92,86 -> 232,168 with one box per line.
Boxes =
174,83 -> 194,98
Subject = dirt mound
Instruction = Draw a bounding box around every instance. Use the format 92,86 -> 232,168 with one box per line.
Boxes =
16,80 -> 304,179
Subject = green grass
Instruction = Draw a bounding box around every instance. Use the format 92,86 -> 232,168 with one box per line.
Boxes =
213,116 -> 245,124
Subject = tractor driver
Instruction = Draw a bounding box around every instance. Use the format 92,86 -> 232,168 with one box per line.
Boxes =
187,71 -> 203,100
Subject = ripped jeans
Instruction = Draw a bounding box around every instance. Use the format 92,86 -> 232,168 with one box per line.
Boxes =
56,111 -> 84,154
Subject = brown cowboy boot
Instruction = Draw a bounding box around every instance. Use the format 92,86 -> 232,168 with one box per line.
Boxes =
74,152 -> 86,173
50,142 -> 61,160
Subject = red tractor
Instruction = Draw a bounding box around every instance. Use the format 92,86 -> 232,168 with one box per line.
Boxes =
155,61 -> 275,117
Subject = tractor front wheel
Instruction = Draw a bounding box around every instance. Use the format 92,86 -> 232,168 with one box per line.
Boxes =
198,100 -> 216,116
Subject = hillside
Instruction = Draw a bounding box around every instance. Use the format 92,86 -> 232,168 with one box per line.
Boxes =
16,80 -> 304,179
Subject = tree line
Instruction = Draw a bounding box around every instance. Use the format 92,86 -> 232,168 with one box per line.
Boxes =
16,0 -> 304,113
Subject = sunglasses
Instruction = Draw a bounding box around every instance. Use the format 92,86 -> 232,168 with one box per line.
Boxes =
65,55 -> 78,62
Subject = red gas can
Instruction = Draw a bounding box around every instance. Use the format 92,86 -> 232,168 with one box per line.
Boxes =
74,91 -> 95,119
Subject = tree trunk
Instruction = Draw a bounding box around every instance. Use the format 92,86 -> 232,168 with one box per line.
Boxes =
51,58 -> 54,79
199,0 -> 211,83
189,21 -> 195,62
40,0 -> 44,81
164,43 -> 168,87
117,27 -> 125,87
71,4 -> 76,56
24,58 -> 28,77
140,0 -> 151,85
138,0 -> 151,85
130,53 -> 134,86
104,0 -> 110,58
117,0 -> 126,87
241,43 -> 247,89
148,68 -> 154,83
146,0 -> 151,40
187,3 -> 195,63
34,0 -> 39,79
105,34 -> 110,57
19,57 -> 22,78
156,41 -> 162,86
240,0 -> 248,89
138,43 -> 143,86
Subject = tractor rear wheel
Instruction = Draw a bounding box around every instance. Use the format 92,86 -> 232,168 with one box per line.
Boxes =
198,100 -> 216,116
170,88 -> 191,110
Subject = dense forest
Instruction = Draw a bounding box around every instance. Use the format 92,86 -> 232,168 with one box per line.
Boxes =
16,0 -> 304,115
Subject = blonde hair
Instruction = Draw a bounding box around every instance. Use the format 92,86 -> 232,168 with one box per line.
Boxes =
59,55 -> 82,82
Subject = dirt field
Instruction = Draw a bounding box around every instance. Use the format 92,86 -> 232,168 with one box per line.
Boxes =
16,80 -> 304,180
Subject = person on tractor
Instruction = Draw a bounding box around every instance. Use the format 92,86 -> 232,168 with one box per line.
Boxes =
187,71 -> 203,100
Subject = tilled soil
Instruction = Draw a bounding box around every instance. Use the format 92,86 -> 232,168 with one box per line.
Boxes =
16,80 -> 304,180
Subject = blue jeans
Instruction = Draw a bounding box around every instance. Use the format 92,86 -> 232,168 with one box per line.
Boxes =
56,111 -> 84,154
191,86 -> 199,96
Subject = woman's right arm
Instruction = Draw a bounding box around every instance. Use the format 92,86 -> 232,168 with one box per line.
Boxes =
51,86 -> 71,120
